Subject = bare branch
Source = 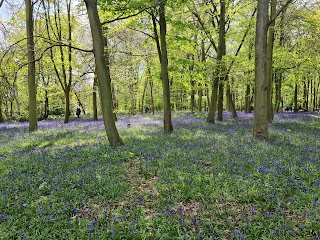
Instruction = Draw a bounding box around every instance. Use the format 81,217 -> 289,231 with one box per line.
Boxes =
101,4 -> 157,25
127,27 -> 155,39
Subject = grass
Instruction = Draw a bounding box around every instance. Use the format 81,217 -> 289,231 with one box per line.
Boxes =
0,111 -> 319,239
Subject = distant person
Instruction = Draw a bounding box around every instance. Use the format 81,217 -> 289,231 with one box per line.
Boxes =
145,106 -> 150,114
76,108 -> 81,118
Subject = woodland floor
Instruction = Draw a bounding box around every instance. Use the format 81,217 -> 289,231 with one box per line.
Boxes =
0,112 -> 319,239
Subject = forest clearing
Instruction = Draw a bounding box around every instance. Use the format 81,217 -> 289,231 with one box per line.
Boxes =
1,0 -> 320,239
0,112 -> 319,239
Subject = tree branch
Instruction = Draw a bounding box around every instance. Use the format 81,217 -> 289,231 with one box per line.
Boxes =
101,5 -> 156,25
0,0 -> 5,8
268,0 -> 294,27
127,27 -> 155,39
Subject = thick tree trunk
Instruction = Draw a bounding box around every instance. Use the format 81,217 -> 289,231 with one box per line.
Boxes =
253,0 -> 269,139
85,0 -> 123,146
26,0 -> 38,131
207,79 -> 218,123
159,0 -> 173,133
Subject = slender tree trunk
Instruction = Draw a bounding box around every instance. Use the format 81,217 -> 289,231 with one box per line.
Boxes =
217,82 -> 224,121
294,83 -> 298,112
198,40 -> 205,113
44,90 -> 49,119
92,73 -> 98,120
207,0 -> 226,123
207,78 -> 218,123
0,98 -> 4,122
149,80 -> 155,114
245,84 -> 251,113
159,0 -> 173,133
303,81 -> 307,110
226,82 -> 237,117
26,0 -> 38,131
74,91 -> 86,115
64,86 -> 70,122
266,0 -> 276,122
84,0 -> 123,146
253,0 -> 269,139
141,79 -> 148,112
198,88 -> 203,112
217,0 -> 226,122
188,54 -> 195,113
206,85 -> 210,108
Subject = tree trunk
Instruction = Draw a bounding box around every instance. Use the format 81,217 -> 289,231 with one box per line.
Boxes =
44,90 -> 49,119
141,79 -> 148,112
245,84 -> 251,113
84,0 -> 123,146
159,0 -> 173,133
217,0 -> 226,122
198,89 -> 203,112
149,80 -> 155,114
64,86 -> 70,123
188,54 -> 195,113
0,98 -> 4,122
217,82 -> 224,121
25,0 -> 38,131
226,83 -> 237,117
74,91 -> 86,115
92,73 -> 98,120
274,71 -> 282,112
207,0 -> 226,123
294,83 -> 298,112
207,78 -> 218,123
266,0 -> 276,122
253,0 -> 269,139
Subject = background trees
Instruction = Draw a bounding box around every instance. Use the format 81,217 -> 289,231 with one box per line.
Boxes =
0,0 -> 319,139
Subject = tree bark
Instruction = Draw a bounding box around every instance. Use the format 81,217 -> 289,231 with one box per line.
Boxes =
266,0 -> 276,122
0,98 -> 4,122
216,0 -> 226,122
226,82 -> 237,117
244,84 -> 251,113
188,54 -> 195,113
294,83 -> 298,112
26,0 -> 38,131
84,0 -> 123,146
253,0 -> 269,139
92,73 -> 98,120
158,0 -> 173,133
207,0 -> 226,123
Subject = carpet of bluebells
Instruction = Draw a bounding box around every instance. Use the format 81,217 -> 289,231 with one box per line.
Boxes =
0,112 -> 319,239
